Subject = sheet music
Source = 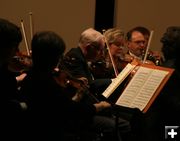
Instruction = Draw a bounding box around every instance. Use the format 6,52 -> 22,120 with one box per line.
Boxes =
102,63 -> 136,98
116,66 -> 169,111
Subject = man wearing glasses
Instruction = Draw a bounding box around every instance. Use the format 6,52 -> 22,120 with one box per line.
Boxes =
125,26 -> 162,65
126,27 -> 147,61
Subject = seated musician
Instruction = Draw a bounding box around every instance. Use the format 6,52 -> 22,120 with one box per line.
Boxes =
139,26 -> 180,141
0,18 -> 27,140
19,30 -> 131,141
63,28 -> 147,141
90,28 -> 127,79
63,28 -> 114,96
160,26 -> 180,140
126,26 -> 162,66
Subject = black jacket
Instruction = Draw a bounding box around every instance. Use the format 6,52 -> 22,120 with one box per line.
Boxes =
20,69 -> 96,140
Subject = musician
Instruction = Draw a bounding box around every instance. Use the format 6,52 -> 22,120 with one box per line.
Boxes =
141,26 -> 180,141
126,26 -> 162,65
159,26 -> 180,131
0,18 -> 26,140
160,26 -> 180,139
97,28 -> 127,78
63,28 -> 113,96
20,31 -> 131,141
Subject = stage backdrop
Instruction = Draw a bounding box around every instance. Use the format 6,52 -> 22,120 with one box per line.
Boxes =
0,0 -> 96,52
115,0 -> 180,51
1,0 -> 180,53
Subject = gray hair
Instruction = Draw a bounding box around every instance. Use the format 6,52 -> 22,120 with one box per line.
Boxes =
78,28 -> 104,47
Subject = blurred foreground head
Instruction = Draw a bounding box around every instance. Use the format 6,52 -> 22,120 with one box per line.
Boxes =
0,18 -> 22,66
161,26 -> 180,69
31,31 -> 65,71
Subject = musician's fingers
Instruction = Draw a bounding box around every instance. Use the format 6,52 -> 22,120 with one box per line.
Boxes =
78,77 -> 89,85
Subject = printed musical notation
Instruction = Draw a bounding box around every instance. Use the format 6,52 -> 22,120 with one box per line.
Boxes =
116,66 -> 168,111
102,63 -> 174,113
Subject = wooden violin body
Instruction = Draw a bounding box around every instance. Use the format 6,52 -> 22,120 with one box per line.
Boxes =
9,51 -> 32,75
53,69 -> 99,103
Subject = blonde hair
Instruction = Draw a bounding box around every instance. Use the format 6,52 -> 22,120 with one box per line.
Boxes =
104,28 -> 124,44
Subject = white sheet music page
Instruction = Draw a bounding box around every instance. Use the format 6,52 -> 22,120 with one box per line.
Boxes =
115,66 -> 169,111
102,63 -> 136,98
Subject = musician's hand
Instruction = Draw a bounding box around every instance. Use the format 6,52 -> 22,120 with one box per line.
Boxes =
143,60 -> 155,65
131,58 -> 140,66
16,73 -> 27,83
94,101 -> 111,112
72,87 -> 85,102
111,78 -> 115,82
151,51 -> 162,60
124,54 -> 134,62
77,77 -> 89,87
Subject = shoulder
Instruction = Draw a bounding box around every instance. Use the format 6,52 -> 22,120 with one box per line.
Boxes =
64,47 -> 85,62
66,47 -> 81,56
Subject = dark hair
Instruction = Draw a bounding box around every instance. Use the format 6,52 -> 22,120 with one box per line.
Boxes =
0,18 -> 22,49
161,26 -> 180,68
126,26 -> 150,41
31,31 -> 66,71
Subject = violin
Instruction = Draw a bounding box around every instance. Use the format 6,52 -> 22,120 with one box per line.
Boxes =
53,68 -> 99,103
90,30 -> 128,79
88,58 -> 110,79
8,50 -> 32,75
13,15 -> 34,74
89,53 -> 128,79
144,50 -> 162,66
9,17 -> 33,75
121,50 -> 162,67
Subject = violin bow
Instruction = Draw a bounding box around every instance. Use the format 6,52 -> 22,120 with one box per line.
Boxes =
103,29 -> 119,77
20,19 -> 31,56
29,12 -> 34,40
143,30 -> 154,64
